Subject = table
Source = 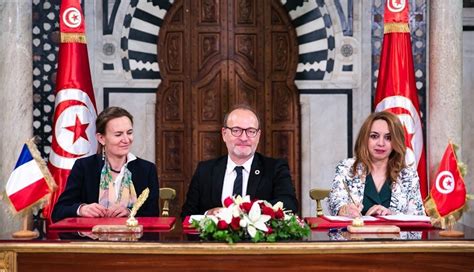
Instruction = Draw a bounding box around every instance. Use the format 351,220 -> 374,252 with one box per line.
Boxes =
1,219 -> 474,272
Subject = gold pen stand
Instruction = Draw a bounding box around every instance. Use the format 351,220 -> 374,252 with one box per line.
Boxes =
92,224 -> 143,233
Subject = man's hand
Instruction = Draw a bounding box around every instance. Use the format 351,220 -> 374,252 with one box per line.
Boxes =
205,207 -> 223,216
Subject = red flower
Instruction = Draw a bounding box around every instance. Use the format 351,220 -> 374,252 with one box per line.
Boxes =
230,216 -> 241,230
217,220 -> 229,230
240,202 -> 252,213
275,209 -> 284,219
266,226 -> 273,234
261,206 -> 275,219
223,196 -> 234,208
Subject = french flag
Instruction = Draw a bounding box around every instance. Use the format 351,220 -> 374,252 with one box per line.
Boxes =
5,141 -> 55,213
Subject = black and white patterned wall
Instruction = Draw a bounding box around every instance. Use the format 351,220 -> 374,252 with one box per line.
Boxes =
32,0 -> 59,158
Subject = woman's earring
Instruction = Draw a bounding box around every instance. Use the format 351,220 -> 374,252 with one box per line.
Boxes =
102,146 -> 105,161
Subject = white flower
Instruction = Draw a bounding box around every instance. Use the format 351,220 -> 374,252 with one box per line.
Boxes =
242,202 -> 271,238
272,201 -> 284,211
216,207 -> 234,224
240,218 -> 247,228
234,195 -> 251,205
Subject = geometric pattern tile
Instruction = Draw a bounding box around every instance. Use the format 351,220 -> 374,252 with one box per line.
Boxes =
32,0 -> 60,159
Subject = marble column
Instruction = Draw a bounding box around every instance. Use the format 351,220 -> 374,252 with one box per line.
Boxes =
428,1 -> 463,175
462,8 -> 474,227
0,1 -> 33,236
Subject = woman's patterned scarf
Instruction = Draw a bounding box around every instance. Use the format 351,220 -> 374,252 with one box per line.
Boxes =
98,161 -> 137,209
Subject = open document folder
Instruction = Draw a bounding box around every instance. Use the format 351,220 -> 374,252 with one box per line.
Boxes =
305,214 -> 432,229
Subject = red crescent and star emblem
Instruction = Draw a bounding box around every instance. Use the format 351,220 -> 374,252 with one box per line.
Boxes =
64,115 -> 90,143
62,7 -> 82,29
387,0 -> 406,13
435,170 -> 455,194
49,88 -> 97,169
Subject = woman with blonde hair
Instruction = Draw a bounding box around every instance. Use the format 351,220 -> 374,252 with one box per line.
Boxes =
328,111 -> 424,217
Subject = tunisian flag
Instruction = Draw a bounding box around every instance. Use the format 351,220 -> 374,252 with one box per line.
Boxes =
424,143 -> 466,219
43,0 -> 98,219
374,0 -> 427,199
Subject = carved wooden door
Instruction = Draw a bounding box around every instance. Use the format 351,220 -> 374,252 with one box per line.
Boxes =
156,0 -> 300,217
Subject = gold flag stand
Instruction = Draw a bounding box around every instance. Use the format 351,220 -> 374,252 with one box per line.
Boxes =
438,215 -> 464,237
12,215 -> 38,239
439,228 -> 464,237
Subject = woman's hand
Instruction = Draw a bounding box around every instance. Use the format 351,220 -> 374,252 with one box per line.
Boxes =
366,204 -> 392,216
338,203 -> 363,218
106,205 -> 131,217
79,203 -> 108,218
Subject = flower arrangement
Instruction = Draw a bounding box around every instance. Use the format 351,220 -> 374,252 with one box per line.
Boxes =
191,195 -> 311,243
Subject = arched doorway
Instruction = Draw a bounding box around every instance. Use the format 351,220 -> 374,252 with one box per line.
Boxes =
156,0 -> 300,216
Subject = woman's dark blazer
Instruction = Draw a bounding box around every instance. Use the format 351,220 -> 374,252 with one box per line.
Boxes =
51,154 -> 159,222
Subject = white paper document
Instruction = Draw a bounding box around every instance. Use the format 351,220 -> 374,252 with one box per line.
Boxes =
377,215 -> 431,222
324,215 -> 380,222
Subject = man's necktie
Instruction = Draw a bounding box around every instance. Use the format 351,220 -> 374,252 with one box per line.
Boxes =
232,166 -> 244,196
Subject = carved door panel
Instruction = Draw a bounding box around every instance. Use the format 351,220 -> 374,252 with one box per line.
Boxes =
157,0 -> 300,219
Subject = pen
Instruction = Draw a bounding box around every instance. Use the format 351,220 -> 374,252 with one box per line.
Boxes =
342,181 -> 363,217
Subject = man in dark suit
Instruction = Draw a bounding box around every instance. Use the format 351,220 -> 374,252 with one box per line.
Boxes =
181,105 -> 298,217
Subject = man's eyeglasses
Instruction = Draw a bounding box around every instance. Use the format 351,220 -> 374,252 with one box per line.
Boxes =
224,126 -> 260,138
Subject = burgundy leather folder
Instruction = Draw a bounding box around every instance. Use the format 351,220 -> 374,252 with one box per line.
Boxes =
305,216 -> 434,229
49,217 -> 176,231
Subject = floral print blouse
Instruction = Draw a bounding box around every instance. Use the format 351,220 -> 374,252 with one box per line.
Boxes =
328,158 -> 425,216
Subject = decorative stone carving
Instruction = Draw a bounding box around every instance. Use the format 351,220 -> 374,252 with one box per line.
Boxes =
202,0 -> 218,23
237,0 -> 253,24
172,6 -> 184,23
200,34 -> 219,69
236,74 -> 256,107
166,33 -> 183,72
163,132 -> 183,172
164,82 -> 183,122
200,75 -> 220,122
201,132 -> 222,161
340,43 -> 353,57
272,131 -> 292,160
236,35 -> 256,68
102,43 -> 115,56
273,34 -> 288,71
271,8 -> 283,25
0,251 -> 17,272
272,83 -> 292,123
